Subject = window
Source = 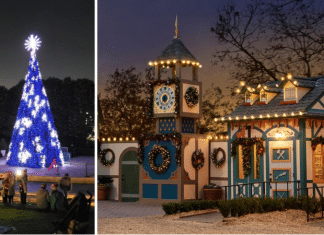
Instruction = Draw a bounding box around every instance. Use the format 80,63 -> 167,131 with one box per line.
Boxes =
245,92 -> 252,103
238,145 -> 244,179
260,90 -> 267,102
284,87 -> 296,101
313,144 -> 324,183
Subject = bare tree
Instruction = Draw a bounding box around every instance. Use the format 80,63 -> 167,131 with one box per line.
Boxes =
211,0 -> 324,90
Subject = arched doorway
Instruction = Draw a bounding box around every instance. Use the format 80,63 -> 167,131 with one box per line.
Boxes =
119,148 -> 139,202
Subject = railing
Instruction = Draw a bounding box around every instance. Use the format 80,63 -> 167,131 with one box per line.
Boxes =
220,180 -> 301,201
297,186 -> 324,222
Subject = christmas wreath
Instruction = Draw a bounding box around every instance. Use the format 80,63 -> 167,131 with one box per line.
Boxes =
185,87 -> 199,108
138,132 -> 182,165
211,148 -> 226,168
99,148 -> 115,166
148,145 -> 171,174
231,138 -> 264,177
192,149 -> 204,170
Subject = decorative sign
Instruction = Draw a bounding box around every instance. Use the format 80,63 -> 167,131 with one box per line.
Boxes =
272,148 -> 290,162
267,128 -> 294,138
272,168 -> 290,182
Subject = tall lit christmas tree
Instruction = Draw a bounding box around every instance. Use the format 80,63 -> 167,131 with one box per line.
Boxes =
6,35 -> 64,168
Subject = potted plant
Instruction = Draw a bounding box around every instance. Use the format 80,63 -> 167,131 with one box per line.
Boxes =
203,184 -> 223,201
98,176 -> 113,200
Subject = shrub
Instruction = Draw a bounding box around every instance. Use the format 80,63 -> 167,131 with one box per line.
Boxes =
229,199 -> 238,217
283,197 -> 299,210
162,203 -> 179,215
236,198 -> 249,216
179,201 -> 193,212
218,200 -> 231,218
300,197 -> 321,214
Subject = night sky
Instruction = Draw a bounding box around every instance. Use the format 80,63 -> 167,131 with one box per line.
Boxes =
0,0 -> 94,89
98,0 -> 247,96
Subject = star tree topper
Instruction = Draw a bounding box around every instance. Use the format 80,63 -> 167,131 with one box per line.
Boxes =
24,34 -> 42,56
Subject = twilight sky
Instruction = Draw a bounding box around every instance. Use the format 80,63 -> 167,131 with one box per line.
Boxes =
0,0 -> 94,89
98,0 -> 248,96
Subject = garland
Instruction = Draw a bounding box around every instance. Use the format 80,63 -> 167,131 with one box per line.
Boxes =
231,138 -> 264,177
148,145 -> 171,173
185,87 -> 199,108
192,149 -> 204,170
311,136 -> 324,150
99,148 -> 115,166
138,132 -> 182,165
211,148 -> 226,168
147,78 -> 180,117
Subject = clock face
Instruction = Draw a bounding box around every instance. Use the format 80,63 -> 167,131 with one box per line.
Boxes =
155,86 -> 175,111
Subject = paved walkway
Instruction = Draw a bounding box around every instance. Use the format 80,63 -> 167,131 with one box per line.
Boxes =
98,201 -> 165,219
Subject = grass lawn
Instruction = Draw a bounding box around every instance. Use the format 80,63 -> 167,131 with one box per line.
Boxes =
0,204 -> 94,234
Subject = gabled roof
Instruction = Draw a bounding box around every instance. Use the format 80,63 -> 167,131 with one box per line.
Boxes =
280,77 -> 316,88
156,38 -> 198,63
225,76 -> 324,120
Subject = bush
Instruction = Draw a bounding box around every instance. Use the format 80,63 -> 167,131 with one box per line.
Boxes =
218,200 -> 231,218
162,203 -> 179,215
300,196 -> 321,214
179,201 -> 193,212
283,197 -> 299,210
229,199 -> 238,217
236,199 -> 249,216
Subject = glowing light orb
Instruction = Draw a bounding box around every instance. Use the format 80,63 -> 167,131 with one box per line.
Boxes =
16,170 -> 22,176
24,34 -> 41,54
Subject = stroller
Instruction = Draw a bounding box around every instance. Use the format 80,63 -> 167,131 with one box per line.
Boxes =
52,191 -> 93,234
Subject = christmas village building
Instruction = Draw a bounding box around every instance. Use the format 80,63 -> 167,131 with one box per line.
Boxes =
212,75 -> 324,199
98,18 -> 324,203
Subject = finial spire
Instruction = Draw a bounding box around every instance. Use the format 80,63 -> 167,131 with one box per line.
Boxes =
174,15 -> 179,39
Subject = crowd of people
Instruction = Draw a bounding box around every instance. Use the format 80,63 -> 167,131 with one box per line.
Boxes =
1,171 -> 72,212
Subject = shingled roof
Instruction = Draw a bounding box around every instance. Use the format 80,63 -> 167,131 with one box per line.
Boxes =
225,76 -> 324,120
156,38 -> 198,63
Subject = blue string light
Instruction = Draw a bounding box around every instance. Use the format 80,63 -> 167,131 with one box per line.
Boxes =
6,35 -> 64,168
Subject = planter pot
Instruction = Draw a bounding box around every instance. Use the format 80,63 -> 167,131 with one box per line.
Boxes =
98,185 -> 110,200
203,188 -> 223,201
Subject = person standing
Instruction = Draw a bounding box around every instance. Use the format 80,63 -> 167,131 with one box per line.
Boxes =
59,173 -> 72,198
35,184 -> 50,210
1,172 -> 10,204
19,169 -> 28,204
7,171 -> 15,205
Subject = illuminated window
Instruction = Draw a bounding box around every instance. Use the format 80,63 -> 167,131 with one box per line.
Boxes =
284,87 -> 296,101
245,92 -> 252,103
313,144 -> 324,183
260,90 -> 267,102
238,145 -> 244,179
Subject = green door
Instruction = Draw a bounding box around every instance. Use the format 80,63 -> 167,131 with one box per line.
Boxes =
121,150 -> 139,202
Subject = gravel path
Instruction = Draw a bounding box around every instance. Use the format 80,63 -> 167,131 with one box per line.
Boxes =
98,209 -> 324,234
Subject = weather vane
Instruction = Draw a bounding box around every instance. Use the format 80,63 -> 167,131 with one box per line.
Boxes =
24,34 -> 41,56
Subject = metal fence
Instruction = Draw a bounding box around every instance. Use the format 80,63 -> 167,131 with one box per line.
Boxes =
297,186 -> 324,222
220,180 -> 301,200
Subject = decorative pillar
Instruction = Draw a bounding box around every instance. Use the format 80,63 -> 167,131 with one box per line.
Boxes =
176,63 -> 181,79
155,64 -> 161,80
192,66 -> 198,81
299,119 -> 307,196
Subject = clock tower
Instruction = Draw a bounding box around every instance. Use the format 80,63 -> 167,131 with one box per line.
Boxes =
138,16 -> 207,203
